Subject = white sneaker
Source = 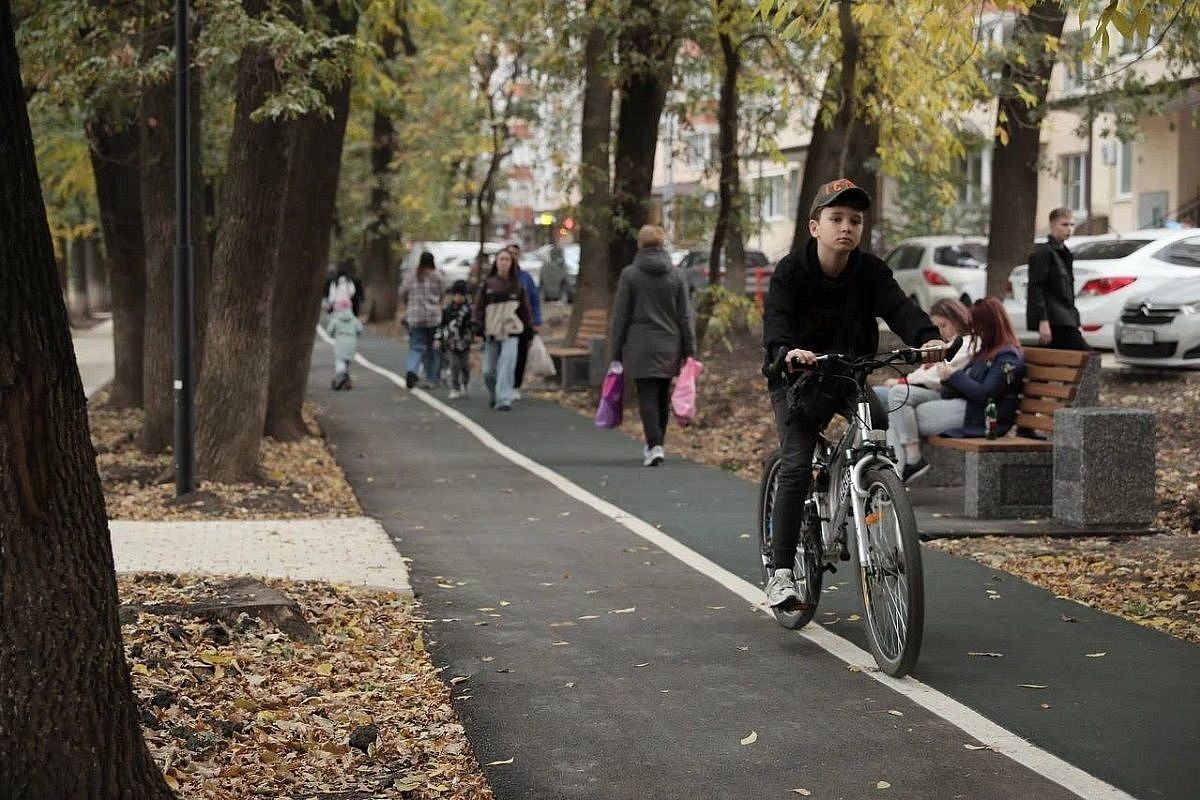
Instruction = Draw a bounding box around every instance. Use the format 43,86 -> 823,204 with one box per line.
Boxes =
511,388 -> 522,401
642,445 -> 665,467
447,389 -> 462,400
765,568 -> 800,608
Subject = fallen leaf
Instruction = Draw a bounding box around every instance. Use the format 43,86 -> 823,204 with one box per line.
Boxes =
736,646 -> 750,652
887,709 -> 903,716
848,614 -> 861,621
486,757 -> 514,766
564,682 -> 575,688
876,780 -> 891,789
1085,651 -> 1107,658
314,663 -> 333,676
792,791 -> 812,797
449,676 -> 469,685
577,615 -> 600,620
963,744 -> 991,751
1018,684 -> 1048,689
551,641 -> 570,647
633,662 -> 650,667
1040,703 -> 1052,709
609,607 -> 636,614
740,730 -> 758,745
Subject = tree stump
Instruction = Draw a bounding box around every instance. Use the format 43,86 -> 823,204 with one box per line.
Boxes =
129,577 -> 318,643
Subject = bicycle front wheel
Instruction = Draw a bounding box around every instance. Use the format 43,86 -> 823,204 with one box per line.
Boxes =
855,466 -> 924,677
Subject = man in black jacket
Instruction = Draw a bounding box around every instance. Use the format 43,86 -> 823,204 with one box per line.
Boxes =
762,179 -> 945,609
1026,208 -> 1087,350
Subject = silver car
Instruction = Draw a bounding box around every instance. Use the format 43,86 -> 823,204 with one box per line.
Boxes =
1114,275 -> 1200,368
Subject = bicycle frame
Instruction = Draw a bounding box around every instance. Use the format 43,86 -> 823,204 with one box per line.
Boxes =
812,385 -> 900,571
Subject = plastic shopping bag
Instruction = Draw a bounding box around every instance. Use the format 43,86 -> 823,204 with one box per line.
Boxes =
671,357 -> 704,426
594,362 -> 625,429
528,334 -> 557,378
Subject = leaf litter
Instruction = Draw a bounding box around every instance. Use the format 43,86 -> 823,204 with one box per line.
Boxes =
120,573 -> 492,799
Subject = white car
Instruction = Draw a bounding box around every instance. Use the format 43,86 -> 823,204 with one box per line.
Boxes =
402,241 -> 504,286
1005,228 -> 1200,349
1114,275 -> 1200,368
884,236 -> 989,311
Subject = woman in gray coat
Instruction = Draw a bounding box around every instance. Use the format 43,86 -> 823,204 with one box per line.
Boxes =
609,224 -> 697,466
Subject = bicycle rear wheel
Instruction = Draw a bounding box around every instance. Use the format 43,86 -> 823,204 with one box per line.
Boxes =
757,451 -> 821,630
855,465 -> 924,677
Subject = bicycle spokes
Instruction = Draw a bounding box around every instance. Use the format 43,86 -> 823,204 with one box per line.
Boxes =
862,489 -> 909,661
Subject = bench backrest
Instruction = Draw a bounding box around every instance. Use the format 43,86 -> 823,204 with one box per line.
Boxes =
1016,347 -> 1092,434
575,308 -> 609,344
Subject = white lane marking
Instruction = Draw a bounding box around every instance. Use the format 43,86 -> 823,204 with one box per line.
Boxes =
315,328 -> 1135,800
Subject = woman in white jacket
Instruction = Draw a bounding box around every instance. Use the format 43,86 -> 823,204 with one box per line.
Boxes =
879,298 -> 975,482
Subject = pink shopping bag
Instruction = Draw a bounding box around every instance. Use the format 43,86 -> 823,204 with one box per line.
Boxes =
671,357 -> 704,426
594,362 -> 625,429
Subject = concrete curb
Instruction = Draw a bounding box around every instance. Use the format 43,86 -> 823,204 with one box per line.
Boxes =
110,516 -> 412,596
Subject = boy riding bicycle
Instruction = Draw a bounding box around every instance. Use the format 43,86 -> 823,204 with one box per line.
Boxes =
763,179 -> 946,609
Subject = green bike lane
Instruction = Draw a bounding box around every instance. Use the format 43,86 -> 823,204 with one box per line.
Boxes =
325,334 -> 1199,799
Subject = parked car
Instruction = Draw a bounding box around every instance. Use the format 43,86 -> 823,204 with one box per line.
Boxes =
402,241 -> 504,286
1005,228 -> 1200,349
532,243 -> 578,302
676,249 -> 773,297
1113,275 -> 1200,368
883,236 -> 988,311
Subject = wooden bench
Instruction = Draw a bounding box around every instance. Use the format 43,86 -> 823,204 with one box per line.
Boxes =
545,308 -> 608,389
925,347 -> 1097,518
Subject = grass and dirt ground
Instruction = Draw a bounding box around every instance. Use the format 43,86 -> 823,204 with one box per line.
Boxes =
533,305 -> 1200,645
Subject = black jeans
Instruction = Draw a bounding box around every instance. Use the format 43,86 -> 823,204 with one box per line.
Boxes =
635,377 -> 672,447
1049,324 -> 1090,351
768,383 -> 889,572
514,329 -> 534,388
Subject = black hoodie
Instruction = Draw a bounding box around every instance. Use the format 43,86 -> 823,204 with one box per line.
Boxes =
762,240 -> 939,386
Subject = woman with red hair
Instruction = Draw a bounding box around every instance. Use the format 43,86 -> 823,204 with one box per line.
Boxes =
889,296 -> 1025,482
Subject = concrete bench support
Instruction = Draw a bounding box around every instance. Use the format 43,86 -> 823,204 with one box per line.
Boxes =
965,450 -> 1053,518
1053,407 -> 1156,526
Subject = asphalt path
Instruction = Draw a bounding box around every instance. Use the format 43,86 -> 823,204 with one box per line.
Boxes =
311,332 -> 1199,799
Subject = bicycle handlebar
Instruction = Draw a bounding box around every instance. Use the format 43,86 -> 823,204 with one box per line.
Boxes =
762,344 -> 945,382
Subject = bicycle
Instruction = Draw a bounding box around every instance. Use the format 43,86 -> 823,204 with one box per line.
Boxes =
757,346 -> 936,678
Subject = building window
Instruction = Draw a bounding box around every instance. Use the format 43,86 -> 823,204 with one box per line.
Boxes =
957,151 -> 985,205
1061,153 -> 1087,213
1117,140 -> 1133,198
754,174 -> 787,221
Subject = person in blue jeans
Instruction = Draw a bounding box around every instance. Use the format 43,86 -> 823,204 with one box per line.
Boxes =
507,242 -> 542,399
400,252 -> 445,388
474,249 -> 531,410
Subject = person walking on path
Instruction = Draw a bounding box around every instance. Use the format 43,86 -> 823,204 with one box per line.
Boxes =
877,297 -> 976,481
508,242 -> 542,400
325,297 -> 364,390
475,249 -> 531,411
400,251 -> 445,389
609,224 -> 696,467
1027,207 -> 1089,350
761,179 -> 945,608
323,261 -> 364,316
436,280 -> 476,400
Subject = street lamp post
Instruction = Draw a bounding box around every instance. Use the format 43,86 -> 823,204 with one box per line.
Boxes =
174,0 -> 195,496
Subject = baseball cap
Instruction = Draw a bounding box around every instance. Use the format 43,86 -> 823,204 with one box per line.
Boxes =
809,178 -> 872,219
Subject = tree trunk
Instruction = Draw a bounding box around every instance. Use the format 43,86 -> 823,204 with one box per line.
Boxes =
195,13 -> 289,482
568,6 -> 613,344
264,6 -> 357,442
606,4 -> 677,296
85,235 -> 109,312
790,0 -> 879,254
986,0 -> 1067,298
67,236 -> 91,322
361,109 -> 398,323
88,115 -> 146,408
138,22 -> 207,453
0,4 -> 175,794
